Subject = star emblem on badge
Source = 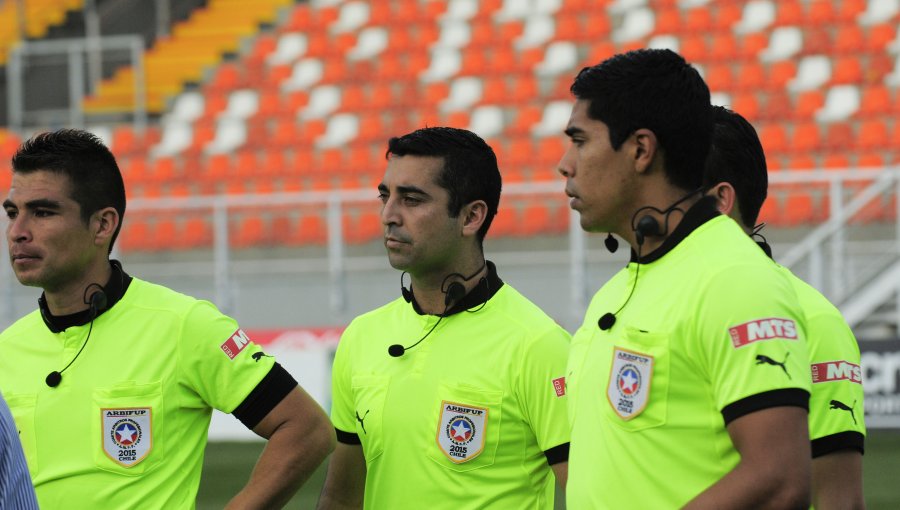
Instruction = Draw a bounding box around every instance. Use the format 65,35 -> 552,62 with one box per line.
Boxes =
116,424 -> 137,444
620,370 -> 639,394
451,420 -> 471,441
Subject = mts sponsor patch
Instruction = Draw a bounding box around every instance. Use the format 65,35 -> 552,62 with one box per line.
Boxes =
221,329 -> 252,360
729,318 -> 798,348
552,377 -> 566,397
812,361 -> 862,384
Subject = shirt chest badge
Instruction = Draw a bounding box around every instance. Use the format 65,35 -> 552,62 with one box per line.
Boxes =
607,348 -> 654,420
102,407 -> 152,467
436,401 -> 488,463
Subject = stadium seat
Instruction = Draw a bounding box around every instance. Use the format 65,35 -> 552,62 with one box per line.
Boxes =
789,121 -> 822,153
856,119 -> 890,150
834,23 -> 865,54
815,85 -> 860,122
822,122 -> 854,153
830,56 -> 863,85
180,216 -> 214,250
757,123 -> 789,156
793,90 -> 825,120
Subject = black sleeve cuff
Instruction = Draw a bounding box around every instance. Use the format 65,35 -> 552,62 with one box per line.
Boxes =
812,431 -> 865,458
232,363 -> 298,430
336,428 -> 361,445
721,388 -> 809,426
544,442 -> 569,465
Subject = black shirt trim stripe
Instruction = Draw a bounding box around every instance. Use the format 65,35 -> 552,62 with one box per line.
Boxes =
721,388 -> 809,426
811,431 -> 865,458
232,363 -> 298,429
336,428 -> 361,445
544,442 -> 569,466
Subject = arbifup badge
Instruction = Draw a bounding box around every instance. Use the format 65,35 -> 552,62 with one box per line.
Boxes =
436,401 -> 487,463
608,348 -> 653,420
103,407 -> 152,467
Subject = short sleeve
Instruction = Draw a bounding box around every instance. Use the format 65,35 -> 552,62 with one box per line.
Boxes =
517,324 -> 571,453
330,327 -> 357,437
806,309 -> 866,450
178,300 -> 275,413
695,265 -> 811,419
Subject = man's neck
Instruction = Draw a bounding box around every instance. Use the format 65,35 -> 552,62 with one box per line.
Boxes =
624,186 -> 702,255
43,260 -> 113,316
409,259 -> 487,315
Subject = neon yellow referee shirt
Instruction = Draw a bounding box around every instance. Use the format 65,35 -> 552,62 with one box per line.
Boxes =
331,264 -> 571,509
567,200 -> 811,508
0,275 -> 277,509
776,264 -> 865,455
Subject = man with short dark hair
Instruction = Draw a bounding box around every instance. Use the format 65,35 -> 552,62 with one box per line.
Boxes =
1,128 -> 335,509
559,49 -> 812,508
318,127 -> 570,509
704,105 -> 866,510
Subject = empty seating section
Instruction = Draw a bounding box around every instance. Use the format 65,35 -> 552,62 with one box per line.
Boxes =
8,0 -> 900,250
0,0 -> 84,64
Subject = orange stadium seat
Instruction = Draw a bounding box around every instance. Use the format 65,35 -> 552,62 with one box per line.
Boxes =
833,24 -> 865,54
232,215 -> 270,248
801,28 -> 832,56
789,122 -> 822,153
822,122 -> 854,153
782,193 -> 817,226
866,23 -> 897,52
856,119 -> 890,151
684,7 -> 713,33
654,7 -> 681,35
856,85 -> 894,117
822,153 -> 851,170
831,56 -> 863,85
793,90 -> 824,119
757,123 -> 789,157
344,211 -> 381,244
713,2 -> 743,30
728,92 -> 761,121
707,32 -> 739,62
520,203 -> 556,236
774,1 -> 804,26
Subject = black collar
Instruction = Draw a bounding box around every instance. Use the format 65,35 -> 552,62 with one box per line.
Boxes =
629,195 -> 721,264
39,260 -> 133,333
409,261 -> 504,316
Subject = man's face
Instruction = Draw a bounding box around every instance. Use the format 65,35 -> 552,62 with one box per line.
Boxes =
559,99 -> 638,233
378,155 -> 464,278
4,170 -> 97,293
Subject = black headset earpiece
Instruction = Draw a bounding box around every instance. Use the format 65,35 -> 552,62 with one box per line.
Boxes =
444,281 -> 465,307
400,272 -> 412,302
88,288 -> 108,318
634,215 -> 660,246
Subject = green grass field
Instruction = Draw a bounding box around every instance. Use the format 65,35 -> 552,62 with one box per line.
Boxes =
198,429 -> 900,509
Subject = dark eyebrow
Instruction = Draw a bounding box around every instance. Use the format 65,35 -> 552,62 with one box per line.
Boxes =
6,198 -> 63,211
377,183 -> 388,193
564,127 -> 585,138
395,185 -> 428,197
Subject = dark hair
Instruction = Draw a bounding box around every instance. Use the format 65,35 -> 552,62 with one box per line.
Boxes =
385,127 -> 501,244
570,48 -> 712,191
12,129 -> 126,253
702,105 -> 768,227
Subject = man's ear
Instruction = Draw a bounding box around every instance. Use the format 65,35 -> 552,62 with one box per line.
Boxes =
93,207 -> 120,247
460,200 -> 488,237
710,182 -> 737,217
632,128 -> 658,175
